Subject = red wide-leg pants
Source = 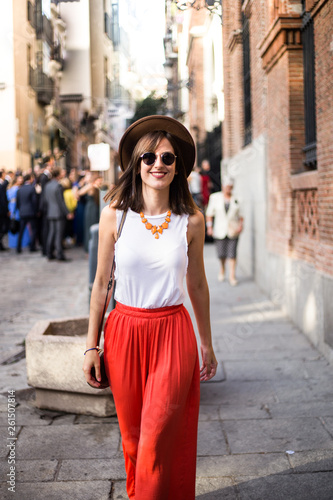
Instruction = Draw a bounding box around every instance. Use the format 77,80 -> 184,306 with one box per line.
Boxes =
104,302 -> 200,500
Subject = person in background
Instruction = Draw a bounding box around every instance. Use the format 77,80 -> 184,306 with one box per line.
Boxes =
188,164 -> 202,207
7,174 -> 28,250
16,173 -> 38,253
77,171 -> 103,253
43,168 -> 73,261
69,168 -> 84,246
0,169 -> 11,251
60,177 -> 77,247
206,176 -> 244,286
38,157 -> 52,256
83,115 -> 217,500
200,159 -> 212,210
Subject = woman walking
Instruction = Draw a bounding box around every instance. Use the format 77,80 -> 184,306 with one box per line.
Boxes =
206,177 -> 244,285
83,115 -> 217,500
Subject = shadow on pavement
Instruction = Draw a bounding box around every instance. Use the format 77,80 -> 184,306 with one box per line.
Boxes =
196,459 -> 333,499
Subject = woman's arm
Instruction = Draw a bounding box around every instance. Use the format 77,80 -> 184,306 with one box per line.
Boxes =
82,205 -> 117,387
77,182 -> 92,197
187,210 -> 218,382
205,194 -> 215,237
206,216 -> 213,237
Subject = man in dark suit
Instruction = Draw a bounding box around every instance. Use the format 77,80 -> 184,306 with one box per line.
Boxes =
0,169 -> 11,251
16,173 -> 38,253
43,167 -> 72,261
37,157 -> 52,255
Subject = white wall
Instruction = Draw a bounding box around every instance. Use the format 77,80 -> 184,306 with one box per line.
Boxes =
222,134 -> 268,284
203,14 -> 224,130
0,1 -> 16,169
59,0 -> 91,105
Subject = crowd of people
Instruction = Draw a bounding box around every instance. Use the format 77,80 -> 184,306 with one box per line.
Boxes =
0,156 -> 103,260
0,152 -> 244,283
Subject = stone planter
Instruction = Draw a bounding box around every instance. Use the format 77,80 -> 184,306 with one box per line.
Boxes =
26,317 -> 115,417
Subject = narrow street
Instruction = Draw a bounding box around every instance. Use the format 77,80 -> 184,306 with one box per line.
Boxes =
1,244 -> 332,499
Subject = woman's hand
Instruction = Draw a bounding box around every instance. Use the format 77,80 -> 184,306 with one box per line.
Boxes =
206,225 -> 213,237
83,350 -> 102,388
200,345 -> 218,382
93,177 -> 103,188
238,217 -> 244,234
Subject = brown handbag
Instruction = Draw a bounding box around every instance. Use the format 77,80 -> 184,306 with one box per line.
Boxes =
227,219 -> 242,239
88,210 -> 127,389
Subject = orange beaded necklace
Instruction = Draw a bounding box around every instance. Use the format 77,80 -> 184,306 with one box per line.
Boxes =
140,210 -> 171,239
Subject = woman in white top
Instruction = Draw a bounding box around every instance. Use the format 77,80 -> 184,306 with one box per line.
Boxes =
83,115 -> 217,500
206,177 -> 244,285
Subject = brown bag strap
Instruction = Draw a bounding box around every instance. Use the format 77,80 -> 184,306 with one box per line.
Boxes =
96,210 -> 127,345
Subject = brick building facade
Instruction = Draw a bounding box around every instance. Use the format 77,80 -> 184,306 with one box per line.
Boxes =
221,0 -> 333,360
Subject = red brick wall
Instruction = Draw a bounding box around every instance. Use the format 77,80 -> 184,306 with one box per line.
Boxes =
266,51 -> 294,255
187,9 -> 210,145
249,0 -> 269,140
312,0 -> 333,273
221,0 -> 244,158
222,0 -> 333,275
289,0 -> 333,274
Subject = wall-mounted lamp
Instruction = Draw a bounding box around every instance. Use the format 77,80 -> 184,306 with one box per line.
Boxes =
163,59 -> 175,82
171,0 -> 222,22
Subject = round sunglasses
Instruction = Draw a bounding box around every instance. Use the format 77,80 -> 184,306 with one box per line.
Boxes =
140,152 -> 177,166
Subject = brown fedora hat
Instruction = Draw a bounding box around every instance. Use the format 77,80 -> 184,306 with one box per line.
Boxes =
118,115 -> 196,177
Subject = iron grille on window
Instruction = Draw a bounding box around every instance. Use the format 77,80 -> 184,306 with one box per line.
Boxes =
242,12 -> 252,146
301,1 -> 317,169
27,1 -> 35,29
104,12 -> 112,39
35,0 -> 53,46
111,2 -> 120,48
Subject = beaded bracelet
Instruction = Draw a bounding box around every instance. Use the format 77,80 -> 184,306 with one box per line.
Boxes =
84,347 -> 100,355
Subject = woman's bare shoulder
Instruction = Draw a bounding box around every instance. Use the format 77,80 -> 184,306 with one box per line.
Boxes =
100,204 -> 117,232
188,209 -> 205,228
187,209 -> 205,242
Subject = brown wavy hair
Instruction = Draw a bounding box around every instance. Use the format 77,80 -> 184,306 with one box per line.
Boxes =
104,131 -> 197,215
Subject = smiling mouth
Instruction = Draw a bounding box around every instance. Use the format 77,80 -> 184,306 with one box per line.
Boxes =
150,171 -> 167,177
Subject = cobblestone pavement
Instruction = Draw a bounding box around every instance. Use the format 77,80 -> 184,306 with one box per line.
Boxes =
0,243 -> 333,499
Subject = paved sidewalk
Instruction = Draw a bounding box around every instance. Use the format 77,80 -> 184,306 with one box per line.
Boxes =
0,243 -> 333,499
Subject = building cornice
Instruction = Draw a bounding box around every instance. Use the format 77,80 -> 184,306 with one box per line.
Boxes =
241,0 -> 253,18
290,170 -> 318,191
306,0 -> 329,16
227,29 -> 243,53
259,15 -> 302,73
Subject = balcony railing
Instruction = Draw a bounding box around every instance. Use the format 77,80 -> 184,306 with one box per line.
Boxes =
51,43 -> 64,70
29,66 -> 54,105
105,77 -> 112,99
104,12 -> 112,40
104,10 -> 120,47
28,1 -> 53,46
27,1 -> 36,29
36,13 -> 53,46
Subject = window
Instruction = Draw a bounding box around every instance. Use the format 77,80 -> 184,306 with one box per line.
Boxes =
27,44 -> 34,87
111,1 -> 120,48
242,11 -> 252,146
104,57 -> 111,98
301,1 -> 317,169
43,42 -> 51,75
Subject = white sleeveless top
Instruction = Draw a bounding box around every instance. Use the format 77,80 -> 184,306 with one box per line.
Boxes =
114,209 -> 189,309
